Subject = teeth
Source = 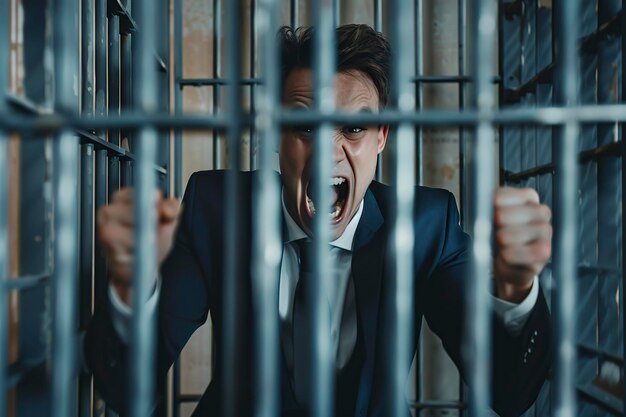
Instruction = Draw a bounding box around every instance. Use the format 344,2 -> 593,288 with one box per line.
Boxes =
329,205 -> 341,220
329,177 -> 346,186
307,197 -> 316,215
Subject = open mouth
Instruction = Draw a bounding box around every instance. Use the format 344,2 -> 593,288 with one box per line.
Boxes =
305,176 -> 350,224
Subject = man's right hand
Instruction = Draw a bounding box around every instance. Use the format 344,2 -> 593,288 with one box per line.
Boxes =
97,188 -> 181,306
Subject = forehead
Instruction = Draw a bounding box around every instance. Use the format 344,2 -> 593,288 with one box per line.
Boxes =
282,68 -> 380,110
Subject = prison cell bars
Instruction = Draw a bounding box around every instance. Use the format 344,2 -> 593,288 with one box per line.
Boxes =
623,0 -> 626,411
51,0 -> 81,416
0,0 -> 8,413
252,0 -> 282,414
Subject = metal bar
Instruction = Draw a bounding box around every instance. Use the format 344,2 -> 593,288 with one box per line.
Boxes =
94,149 -> 108,308
179,77 -> 262,86
407,400 -> 467,410
8,105 -> 626,133
51,1 -> 80,417
173,0 -> 183,200
109,156 -> 121,199
374,0 -> 383,180
213,0 -> 223,169
108,15 -> 121,146
413,0 -> 424,412
78,144 -> 95,417
310,1 -> 336,416
334,0 -> 340,26
0,0 -> 8,413
621,0 -> 625,411
388,0 -> 416,415
552,0 -> 580,416
252,0 -> 281,415
130,0 -> 160,414
82,0 -> 95,115
95,0 -> 107,139
121,31 -> 132,145
2,274 -> 50,290
249,0 -> 257,170
222,0 -> 244,416
373,0 -> 382,32
465,0 -> 497,416
290,0 -> 299,28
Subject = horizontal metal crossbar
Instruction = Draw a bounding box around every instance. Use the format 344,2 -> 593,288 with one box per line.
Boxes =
4,105 -> 626,134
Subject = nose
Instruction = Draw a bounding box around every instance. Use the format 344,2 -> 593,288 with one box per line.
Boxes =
332,129 -> 346,162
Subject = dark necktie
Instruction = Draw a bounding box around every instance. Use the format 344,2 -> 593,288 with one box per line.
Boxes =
293,239 -> 314,405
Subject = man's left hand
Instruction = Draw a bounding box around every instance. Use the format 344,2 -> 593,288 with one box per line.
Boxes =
493,187 -> 552,303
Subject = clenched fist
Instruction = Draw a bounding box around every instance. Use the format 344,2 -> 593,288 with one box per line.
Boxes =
97,188 -> 181,306
493,187 -> 552,303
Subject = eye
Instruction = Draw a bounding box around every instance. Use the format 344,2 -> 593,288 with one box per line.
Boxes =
293,126 -> 315,139
342,126 -> 367,140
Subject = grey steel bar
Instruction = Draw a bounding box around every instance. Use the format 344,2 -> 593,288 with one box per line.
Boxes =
121,32 -> 132,143
78,144 -> 95,417
131,0 -> 160,415
466,0 -> 497,416
95,0 -> 107,139
414,0 -> 423,186
373,0 -> 382,32
0,0 -> 8,413
174,0 -> 183,200
109,156 -> 121,199
108,15 -> 121,146
82,0 -> 94,115
622,0 -> 626,410
553,0 -> 580,416
334,0 -> 340,26
373,0 -> 382,180
213,0 -> 223,169
252,0 -> 282,415
51,1 -> 80,417
94,149 -> 108,306
222,0 -> 244,416
179,77 -> 262,86
250,0 -> 257,170
388,0 -> 416,415
291,0 -> 299,28
311,0 -> 336,416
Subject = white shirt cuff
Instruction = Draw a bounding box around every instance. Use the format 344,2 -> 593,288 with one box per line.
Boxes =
491,276 -> 539,337
108,276 -> 161,344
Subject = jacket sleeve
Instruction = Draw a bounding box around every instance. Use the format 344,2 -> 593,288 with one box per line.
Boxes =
84,172 -> 211,415
422,192 -> 552,417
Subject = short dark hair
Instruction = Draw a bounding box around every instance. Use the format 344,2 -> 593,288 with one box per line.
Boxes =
278,24 -> 391,108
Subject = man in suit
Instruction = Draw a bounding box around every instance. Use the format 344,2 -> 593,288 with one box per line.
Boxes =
86,24 -> 553,417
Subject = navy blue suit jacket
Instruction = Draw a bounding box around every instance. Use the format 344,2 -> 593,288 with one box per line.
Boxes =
85,170 -> 552,417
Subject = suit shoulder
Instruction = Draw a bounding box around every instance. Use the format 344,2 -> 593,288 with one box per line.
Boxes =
369,181 -> 453,211
186,170 -> 255,193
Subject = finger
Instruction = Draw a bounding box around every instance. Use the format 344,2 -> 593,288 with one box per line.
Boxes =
158,198 -> 180,223
494,187 -> 540,207
111,187 -> 134,204
495,203 -> 551,226
98,204 -> 135,226
496,222 -> 553,247
499,241 -> 552,268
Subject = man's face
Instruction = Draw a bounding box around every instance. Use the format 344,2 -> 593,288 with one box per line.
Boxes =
279,68 -> 389,240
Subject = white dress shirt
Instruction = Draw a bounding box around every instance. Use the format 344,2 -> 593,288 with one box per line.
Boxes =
108,192 -> 540,345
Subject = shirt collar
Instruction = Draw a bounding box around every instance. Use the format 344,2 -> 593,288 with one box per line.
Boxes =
281,191 -> 364,252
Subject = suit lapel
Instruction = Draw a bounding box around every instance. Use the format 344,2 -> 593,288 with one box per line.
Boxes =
351,189 -> 386,417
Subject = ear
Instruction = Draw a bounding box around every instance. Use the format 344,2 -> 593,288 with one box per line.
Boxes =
377,125 -> 389,154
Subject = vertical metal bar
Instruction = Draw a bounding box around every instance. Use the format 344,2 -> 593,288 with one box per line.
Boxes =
552,0 -> 579,416
223,0 -> 244,416
290,0 -> 299,28
131,0 -> 160,415
249,0 -> 257,170
121,32 -> 132,147
213,0 -> 223,169
94,149 -> 108,307
52,1 -> 80,417
0,0 -> 9,414
622,0 -> 626,410
334,0 -> 340,26
174,0 -> 183,199
413,0 -> 424,413
414,0 -> 423,186
82,0 -> 94,115
252,0 -> 281,415
458,0 -> 467,228
466,0 -> 496,416
109,156 -> 120,199
79,144 -> 95,417
311,1 -> 336,416
374,0 -> 383,182
108,15 -> 121,146
95,0 -> 107,139
389,0 -> 415,415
